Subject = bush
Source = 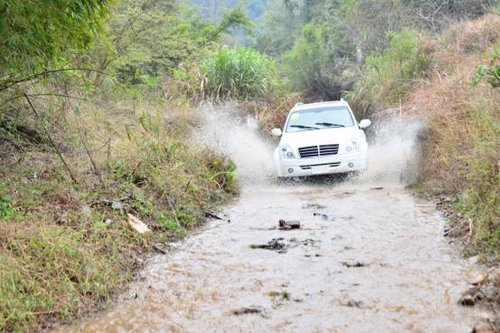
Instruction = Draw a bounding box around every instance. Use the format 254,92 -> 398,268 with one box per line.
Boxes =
353,29 -> 430,108
282,22 -> 355,100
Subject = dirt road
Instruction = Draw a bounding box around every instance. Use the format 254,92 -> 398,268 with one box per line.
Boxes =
56,110 -> 489,332
60,178 -> 487,332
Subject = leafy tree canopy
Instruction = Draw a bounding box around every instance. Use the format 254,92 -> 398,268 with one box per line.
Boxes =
0,0 -> 110,79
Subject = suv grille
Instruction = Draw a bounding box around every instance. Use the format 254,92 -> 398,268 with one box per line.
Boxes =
298,144 -> 339,158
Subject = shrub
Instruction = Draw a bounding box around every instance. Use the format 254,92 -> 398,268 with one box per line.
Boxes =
406,15 -> 500,261
353,29 -> 430,108
473,42 -> 500,88
282,22 -> 355,100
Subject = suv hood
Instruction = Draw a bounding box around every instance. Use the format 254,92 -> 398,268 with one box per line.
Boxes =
279,127 -> 359,147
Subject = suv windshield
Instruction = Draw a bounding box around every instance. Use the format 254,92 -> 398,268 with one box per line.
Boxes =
286,106 -> 355,133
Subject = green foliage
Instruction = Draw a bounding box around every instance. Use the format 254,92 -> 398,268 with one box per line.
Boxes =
258,0 -> 411,98
189,0 -> 268,21
0,0 -> 110,78
256,0 -> 307,54
0,194 -> 15,219
86,0 -> 177,86
283,21 -> 354,98
199,47 -> 284,100
158,213 -> 186,238
0,224 -> 133,332
257,0 -> 497,97
473,43 -> 500,88
208,7 -> 256,40
353,29 -> 429,106
88,1 -> 254,88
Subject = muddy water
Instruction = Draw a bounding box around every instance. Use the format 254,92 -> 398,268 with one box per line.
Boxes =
61,182 -> 485,333
59,110 -> 486,332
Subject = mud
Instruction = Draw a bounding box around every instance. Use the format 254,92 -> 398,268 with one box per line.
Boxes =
57,183 -> 488,333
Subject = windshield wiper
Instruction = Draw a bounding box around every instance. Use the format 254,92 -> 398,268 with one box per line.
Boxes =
315,122 -> 345,128
290,125 -> 319,130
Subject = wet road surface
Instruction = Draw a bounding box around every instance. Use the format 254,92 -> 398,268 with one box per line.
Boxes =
60,181 -> 485,333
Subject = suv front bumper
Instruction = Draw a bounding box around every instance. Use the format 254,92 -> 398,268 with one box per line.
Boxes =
275,152 -> 366,178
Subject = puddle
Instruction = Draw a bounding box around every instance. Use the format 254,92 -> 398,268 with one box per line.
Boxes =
55,185 -> 485,333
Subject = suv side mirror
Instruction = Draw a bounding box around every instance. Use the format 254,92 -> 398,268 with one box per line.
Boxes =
271,128 -> 282,137
359,119 -> 372,129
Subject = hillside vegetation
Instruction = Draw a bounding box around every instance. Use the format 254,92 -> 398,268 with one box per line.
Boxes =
344,13 -> 499,262
0,1 -> 242,331
0,0 -> 499,331
408,16 -> 499,261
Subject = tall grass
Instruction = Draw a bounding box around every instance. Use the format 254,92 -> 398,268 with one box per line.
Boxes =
187,46 -> 284,101
406,15 -> 500,262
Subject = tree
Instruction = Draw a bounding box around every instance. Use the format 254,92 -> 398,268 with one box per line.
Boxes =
0,0 -> 110,84
404,0 -> 496,31
86,0 -> 254,86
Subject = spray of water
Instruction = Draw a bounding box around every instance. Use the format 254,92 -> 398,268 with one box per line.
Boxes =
357,115 -> 425,187
195,103 -> 275,185
195,103 -> 425,188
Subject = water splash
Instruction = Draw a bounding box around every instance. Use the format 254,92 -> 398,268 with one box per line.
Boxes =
357,115 -> 425,187
195,103 -> 425,188
195,102 -> 275,185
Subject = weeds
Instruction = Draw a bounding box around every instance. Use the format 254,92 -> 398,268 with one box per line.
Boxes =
0,194 -> 16,219
473,42 -> 500,88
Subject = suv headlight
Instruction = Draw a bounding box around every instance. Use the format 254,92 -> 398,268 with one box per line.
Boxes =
279,144 -> 297,159
344,139 -> 359,153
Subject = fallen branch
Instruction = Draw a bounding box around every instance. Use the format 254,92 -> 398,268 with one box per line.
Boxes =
89,194 -> 134,207
1,67 -> 109,93
203,209 -> 223,220
164,192 -> 181,228
152,244 -> 167,254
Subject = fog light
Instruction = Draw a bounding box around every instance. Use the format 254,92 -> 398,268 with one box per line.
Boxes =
348,162 -> 354,168
288,168 -> 294,174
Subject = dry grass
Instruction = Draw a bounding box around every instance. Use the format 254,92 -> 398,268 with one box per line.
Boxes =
405,15 -> 500,261
0,92 -> 237,332
441,14 -> 500,55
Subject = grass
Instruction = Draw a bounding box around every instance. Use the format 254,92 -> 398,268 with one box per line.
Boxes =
172,46 -> 285,102
0,90 -> 237,331
404,15 -> 500,263
348,14 -> 499,263
349,29 -> 431,115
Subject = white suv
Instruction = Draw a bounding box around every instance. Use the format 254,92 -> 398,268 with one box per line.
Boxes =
271,100 -> 371,178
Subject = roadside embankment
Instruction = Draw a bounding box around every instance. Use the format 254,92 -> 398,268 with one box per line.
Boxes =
0,95 -> 237,332
350,14 -> 499,264
407,15 -> 499,263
